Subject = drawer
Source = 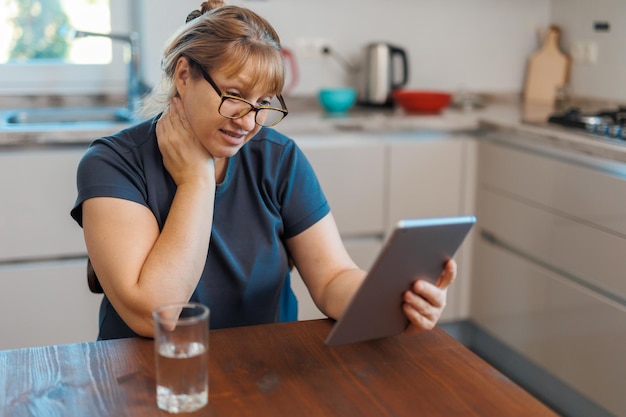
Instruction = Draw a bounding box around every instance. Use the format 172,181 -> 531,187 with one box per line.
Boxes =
479,188 -> 626,302
0,148 -> 88,261
0,258 -> 102,349
478,140 -> 626,235
471,239 -> 626,417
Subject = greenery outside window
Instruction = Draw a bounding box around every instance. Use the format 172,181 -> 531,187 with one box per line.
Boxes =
0,0 -> 132,95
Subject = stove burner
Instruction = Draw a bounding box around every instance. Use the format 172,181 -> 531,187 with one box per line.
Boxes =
548,107 -> 626,140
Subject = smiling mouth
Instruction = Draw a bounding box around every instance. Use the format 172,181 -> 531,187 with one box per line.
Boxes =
219,127 -> 249,146
221,128 -> 245,138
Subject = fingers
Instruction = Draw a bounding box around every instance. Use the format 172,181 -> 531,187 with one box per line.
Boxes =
157,99 -> 176,144
402,260 -> 457,333
157,97 -> 196,154
169,97 -> 187,129
436,259 -> 457,289
159,98 -> 184,133
403,282 -> 446,330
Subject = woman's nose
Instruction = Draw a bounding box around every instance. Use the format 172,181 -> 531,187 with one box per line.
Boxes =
237,109 -> 257,130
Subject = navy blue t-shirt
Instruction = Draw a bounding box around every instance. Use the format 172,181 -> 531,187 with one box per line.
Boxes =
71,117 -> 330,340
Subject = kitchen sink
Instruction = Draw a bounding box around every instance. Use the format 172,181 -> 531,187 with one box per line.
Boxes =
4,106 -> 134,126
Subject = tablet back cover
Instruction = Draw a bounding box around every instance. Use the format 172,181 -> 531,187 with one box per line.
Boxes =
325,216 -> 475,346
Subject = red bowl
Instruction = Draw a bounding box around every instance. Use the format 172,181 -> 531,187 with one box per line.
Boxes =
392,90 -> 452,114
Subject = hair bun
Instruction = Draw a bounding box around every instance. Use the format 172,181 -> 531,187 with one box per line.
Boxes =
201,0 -> 225,13
186,0 -> 226,22
185,10 -> 203,23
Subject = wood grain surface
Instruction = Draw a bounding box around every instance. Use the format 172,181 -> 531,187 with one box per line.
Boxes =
523,25 -> 571,105
0,319 -> 559,416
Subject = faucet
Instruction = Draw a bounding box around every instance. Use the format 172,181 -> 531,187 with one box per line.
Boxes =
73,30 -> 147,117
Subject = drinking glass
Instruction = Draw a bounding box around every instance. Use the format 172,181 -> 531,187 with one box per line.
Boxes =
153,302 -> 210,413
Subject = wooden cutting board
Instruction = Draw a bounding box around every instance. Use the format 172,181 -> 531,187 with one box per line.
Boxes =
523,26 -> 571,105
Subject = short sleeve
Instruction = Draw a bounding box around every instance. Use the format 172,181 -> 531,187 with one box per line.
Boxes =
275,141 -> 330,239
70,138 -> 148,227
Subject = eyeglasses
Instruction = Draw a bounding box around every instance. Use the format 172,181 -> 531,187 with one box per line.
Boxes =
189,58 -> 288,127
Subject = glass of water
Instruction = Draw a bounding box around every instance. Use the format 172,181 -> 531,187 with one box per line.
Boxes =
153,302 -> 210,413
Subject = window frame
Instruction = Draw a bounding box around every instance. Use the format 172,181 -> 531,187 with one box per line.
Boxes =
0,0 -> 134,96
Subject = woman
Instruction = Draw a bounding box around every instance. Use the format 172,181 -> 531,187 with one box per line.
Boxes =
71,1 -> 456,340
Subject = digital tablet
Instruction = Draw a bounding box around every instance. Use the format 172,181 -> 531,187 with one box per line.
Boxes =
325,215 -> 476,346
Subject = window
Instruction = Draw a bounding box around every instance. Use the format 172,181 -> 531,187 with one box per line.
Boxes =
0,0 -> 132,95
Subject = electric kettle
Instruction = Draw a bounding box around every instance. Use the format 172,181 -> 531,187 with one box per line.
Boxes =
359,42 -> 409,106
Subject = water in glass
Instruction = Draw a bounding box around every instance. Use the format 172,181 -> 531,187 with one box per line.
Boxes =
156,341 -> 208,413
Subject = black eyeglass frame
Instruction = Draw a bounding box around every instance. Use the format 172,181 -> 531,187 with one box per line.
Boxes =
188,58 -> 288,127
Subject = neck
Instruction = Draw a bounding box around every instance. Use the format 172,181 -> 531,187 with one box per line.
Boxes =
214,158 -> 228,184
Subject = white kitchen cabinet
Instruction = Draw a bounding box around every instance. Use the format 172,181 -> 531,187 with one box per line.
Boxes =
388,134 -> 477,322
291,237 -> 382,320
387,134 -> 473,227
292,132 -> 477,323
471,136 -> 626,417
293,135 -> 386,320
0,147 -> 87,261
0,145 -> 97,350
473,240 -> 626,417
478,140 -> 626,300
0,132 -> 477,345
297,136 -> 386,237
0,258 -> 102,350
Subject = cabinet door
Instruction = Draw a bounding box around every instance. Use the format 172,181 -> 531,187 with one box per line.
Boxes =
297,138 -> 386,237
291,238 -> 382,321
472,239 -> 626,417
0,258 -> 102,350
292,137 -> 386,320
388,135 -> 476,322
0,147 -> 88,261
387,137 -> 470,228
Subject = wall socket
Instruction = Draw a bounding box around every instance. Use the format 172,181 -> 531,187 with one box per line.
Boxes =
570,41 -> 598,64
296,38 -> 332,58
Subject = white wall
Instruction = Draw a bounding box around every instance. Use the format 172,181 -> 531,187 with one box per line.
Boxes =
136,0 -> 198,92
139,0 -> 551,97
551,0 -> 626,103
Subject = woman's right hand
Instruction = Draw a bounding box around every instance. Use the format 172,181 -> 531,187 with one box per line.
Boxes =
156,96 -> 215,186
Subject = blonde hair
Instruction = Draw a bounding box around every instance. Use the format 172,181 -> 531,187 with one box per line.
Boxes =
140,1 -> 285,118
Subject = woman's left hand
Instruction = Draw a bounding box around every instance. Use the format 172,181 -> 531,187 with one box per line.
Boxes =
402,259 -> 457,333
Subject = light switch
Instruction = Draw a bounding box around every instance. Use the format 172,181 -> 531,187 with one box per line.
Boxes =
585,42 -> 598,64
570,42 -> 585,62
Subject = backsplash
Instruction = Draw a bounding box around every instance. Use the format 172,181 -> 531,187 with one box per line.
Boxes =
138,0 -> 551,97
3,1 -> 623,104
552,0 -> 626,103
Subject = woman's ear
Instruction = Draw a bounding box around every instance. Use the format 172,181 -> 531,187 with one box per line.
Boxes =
173,56 -> 193,97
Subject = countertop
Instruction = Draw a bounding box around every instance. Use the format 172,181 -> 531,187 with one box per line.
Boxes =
2,96 -> 626,164
0,96 -> 482,145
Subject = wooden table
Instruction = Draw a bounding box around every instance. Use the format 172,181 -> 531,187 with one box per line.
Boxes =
1,319 -> 558,416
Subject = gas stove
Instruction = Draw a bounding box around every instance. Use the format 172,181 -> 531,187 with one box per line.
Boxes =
547,107 -> 626,141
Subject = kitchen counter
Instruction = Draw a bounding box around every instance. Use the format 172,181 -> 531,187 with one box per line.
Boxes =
0,96 -> 482,146
3,96 -> 626,165
479,103 -> 626,164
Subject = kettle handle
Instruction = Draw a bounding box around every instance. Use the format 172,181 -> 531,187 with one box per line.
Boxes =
281,47 -> 299,96
389,46 -> 409,89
